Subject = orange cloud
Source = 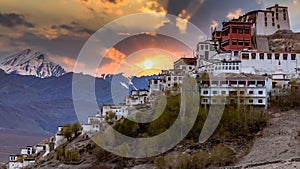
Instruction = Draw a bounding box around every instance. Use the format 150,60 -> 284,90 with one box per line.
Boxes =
176,9 -> 191,34
226,8 -> 243,19
105,47 -> 126,64
140,0 -> 167,14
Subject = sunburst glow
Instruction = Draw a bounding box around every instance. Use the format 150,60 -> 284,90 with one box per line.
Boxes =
144,60 -> 153,69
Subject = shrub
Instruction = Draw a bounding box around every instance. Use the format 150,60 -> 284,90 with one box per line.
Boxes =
92,145 -> 109,162
55,147 -> 64,160
65,150 -> 80,162
210,144 -> 235,166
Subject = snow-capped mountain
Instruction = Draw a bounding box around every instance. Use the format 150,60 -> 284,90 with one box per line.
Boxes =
0,49 -> 66,78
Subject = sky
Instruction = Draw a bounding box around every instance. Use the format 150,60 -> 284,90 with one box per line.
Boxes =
0,0 -> 300,76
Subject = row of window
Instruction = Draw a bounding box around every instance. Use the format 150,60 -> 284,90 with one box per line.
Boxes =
202,98 -> 265,104
202,90 -> 264,95
242,53 -> 297,60
222,39 -> 250,47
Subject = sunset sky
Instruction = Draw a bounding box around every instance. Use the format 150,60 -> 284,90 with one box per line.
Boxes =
1,0 -> 300,76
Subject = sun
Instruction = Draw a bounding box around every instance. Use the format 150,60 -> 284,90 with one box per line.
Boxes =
143,59 -> 153,69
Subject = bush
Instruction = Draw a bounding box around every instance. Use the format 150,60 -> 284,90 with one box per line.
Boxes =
155,151 -> 211,169
65,150 -> 80,162
56,147 -> 64,160
92,145 -> 109,162
210,144 -> 235,166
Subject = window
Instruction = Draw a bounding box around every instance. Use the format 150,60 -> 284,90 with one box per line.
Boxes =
283,54 -> 288,60
203,99 -> 208,103
275,53 -> 279,60
244,28 -> 250,34
251,53 -> 256,59
260,53 -> 264,59
249,99 -> 253,103
265,22 -> 267,27
242,53 -> 249,60
291,54 -> 296,60
212,91 -> 218,94
205,45 -> 208,50
238,28 -> 243,34
238,41 -> 243,46
240,99 -> 244,104
234,51 -> 239,56
267,53 -> 272,59
229,91 -> 238,96
244,41 -> 250,46
232,27 -> 237,34
240,91 -> 245,95
249,91 -> 254,94
258,91 -> 263,95
232,39 -> 237,45
203,90 -> 208,94
221,91 -> 226,95
277,24 -> 280,29
258,99 -> 263,103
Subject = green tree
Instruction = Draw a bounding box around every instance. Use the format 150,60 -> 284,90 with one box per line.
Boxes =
63,123 -> 72,141
72,123 -> 81,136
105,111 -> 116,123
55,147 -> 64,160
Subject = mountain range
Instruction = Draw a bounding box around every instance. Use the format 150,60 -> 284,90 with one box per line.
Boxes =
0,49 -> 66,78
0,49 -> 155,133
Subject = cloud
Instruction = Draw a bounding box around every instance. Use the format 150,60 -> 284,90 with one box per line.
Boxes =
49,55 -> 85,72
211,20 -> 218,29
175,10 -> 191,34
0,13 -> 34,28
140,0 -> 167,14
78,0 -> 128,14
226,8 -> 243,19
104,47 -> 126,64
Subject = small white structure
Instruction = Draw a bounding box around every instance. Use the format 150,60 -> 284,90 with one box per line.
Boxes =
125,90 -> 149,106
20,146 -> 33,155
173,57 -> 197,74
54,126 -> 68,149
8,155 -> 35,169
82,113 -> 105,134
8,156 -> 23,169
102,104 -> 128,121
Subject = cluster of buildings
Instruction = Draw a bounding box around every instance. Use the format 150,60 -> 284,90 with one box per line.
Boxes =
8,139 -> 54,169
148,4 -> 300,110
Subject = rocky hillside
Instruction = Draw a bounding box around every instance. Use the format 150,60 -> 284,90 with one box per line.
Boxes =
268,30 -> 300,52
254,30 -> 300,52
25,108 -> 300,169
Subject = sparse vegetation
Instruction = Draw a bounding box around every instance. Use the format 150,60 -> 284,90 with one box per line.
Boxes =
65,150 -> 80,162
55,147 -> 64,160
155,144 -> 234,169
